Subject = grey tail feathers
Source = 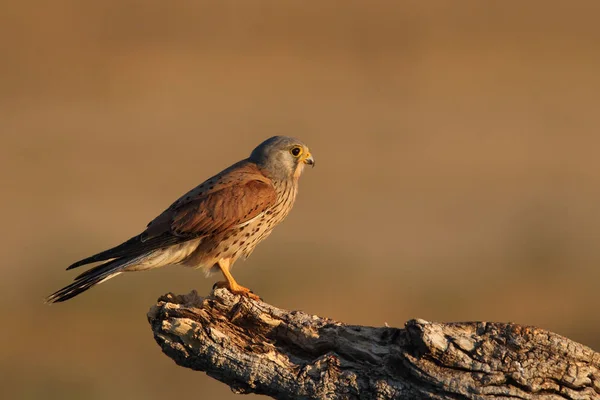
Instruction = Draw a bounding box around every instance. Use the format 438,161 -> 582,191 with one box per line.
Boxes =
45,257 -> 136,303
65,233 -> 182,271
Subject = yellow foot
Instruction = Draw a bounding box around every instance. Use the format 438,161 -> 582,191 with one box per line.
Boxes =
212,281 -> 261,301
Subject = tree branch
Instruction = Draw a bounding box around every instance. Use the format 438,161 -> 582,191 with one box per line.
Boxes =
147,289 -> 600,399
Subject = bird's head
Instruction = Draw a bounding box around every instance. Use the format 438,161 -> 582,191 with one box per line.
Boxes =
249,136 -> 314,180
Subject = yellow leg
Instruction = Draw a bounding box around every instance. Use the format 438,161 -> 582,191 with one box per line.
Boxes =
214,259 -> 261,300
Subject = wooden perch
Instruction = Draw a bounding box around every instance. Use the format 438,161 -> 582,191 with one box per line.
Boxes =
148,289 -> 600,399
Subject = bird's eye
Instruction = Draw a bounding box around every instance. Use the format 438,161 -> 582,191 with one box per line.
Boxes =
290,146 -> 302,157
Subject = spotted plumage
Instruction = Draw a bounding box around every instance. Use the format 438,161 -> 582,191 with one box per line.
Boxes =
46,136 -> 314,303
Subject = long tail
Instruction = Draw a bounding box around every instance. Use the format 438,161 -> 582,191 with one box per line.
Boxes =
65,233 -> 180,271
45,257 -> 136,303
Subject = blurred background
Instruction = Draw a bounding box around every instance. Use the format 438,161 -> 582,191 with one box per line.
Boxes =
2,0 -> 600,398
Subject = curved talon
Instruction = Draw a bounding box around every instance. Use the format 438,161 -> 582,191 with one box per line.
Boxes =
245,291 -> 262,301
212,280 -> 261,301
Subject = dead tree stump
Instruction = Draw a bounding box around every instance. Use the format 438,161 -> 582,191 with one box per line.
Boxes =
147,289 -> 600,399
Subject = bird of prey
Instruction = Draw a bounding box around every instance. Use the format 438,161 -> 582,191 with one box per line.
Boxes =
46,136 -> 314,303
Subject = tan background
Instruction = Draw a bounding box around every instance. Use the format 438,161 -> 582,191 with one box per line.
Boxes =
2,1 -> 600,399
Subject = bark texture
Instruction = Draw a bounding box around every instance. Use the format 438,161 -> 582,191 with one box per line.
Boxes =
148,289 -> 600,399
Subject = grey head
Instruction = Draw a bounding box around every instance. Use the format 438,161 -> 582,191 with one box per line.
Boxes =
249,136 -> 314,181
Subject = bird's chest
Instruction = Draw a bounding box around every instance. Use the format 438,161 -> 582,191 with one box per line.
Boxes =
194,185 -> 297,264
237,212 -> 283,258
200,212 -> 275,262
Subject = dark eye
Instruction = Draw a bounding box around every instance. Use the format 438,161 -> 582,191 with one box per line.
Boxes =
290,147 -> 302,157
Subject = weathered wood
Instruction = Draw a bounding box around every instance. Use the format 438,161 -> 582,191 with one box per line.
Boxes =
148,289 -> 600,399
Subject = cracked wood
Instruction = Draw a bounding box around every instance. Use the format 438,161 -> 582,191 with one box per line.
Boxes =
148,289 -> 600,399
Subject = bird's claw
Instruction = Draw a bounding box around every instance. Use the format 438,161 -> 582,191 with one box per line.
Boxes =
212,281 -> 261,301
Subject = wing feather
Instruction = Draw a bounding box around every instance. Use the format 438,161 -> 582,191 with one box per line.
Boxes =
67,161 -> 277,270
145,162 -> 277,240
170,179 -> 275,236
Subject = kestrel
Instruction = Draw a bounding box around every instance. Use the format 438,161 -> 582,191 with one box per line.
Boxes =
46,136 -> 314,303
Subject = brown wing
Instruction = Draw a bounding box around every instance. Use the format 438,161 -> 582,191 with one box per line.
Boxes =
169,179 -> 275,236
145,161 -> 277,240
66,161 -> 276,270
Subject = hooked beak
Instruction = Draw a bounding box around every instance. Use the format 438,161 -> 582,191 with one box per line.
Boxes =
303,152 -> 315,167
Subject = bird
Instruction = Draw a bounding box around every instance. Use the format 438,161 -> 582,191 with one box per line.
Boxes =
46,136 -> 314,303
